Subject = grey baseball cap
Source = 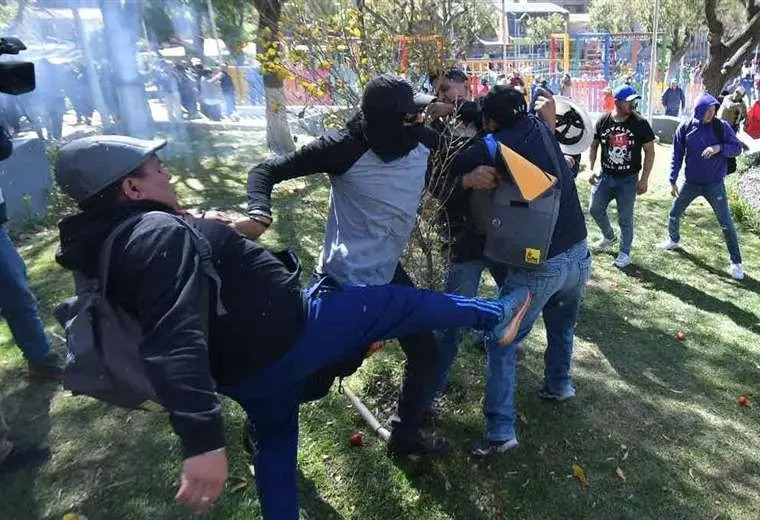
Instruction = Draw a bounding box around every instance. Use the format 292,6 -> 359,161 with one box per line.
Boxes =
55,135 -> 167,203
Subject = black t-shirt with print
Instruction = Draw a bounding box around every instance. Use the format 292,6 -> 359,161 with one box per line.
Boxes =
594,112 -> 656,176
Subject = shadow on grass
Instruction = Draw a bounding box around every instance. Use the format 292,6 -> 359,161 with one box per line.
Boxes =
0,380 -> 56,518
674,248 -> 760,292
162,128 -> 331,278
299,469 -> 345,520
617,261 -> 760,335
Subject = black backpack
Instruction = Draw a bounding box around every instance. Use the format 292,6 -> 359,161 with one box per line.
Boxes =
54,212 -> 226,410
679,118 -> 737,174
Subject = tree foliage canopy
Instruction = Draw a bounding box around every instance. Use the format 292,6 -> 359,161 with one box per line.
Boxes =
589,0 -> 704,59
143,0 -> 255,59
524,13 -> 565,45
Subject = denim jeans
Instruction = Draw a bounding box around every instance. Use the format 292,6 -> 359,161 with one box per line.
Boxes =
431,259 -> 489,403
220,282 -> 504,519
588,173 -> 638,255
484,241 -> 591,442
668,180 -> 742,264
0,227 -> 51,363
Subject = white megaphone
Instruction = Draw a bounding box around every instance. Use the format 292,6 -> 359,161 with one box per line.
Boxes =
554,96 -> 594,155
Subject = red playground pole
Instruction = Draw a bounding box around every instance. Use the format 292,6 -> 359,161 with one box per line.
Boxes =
550,36 -> 558,75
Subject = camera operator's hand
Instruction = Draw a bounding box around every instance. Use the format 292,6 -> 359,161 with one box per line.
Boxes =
463,166 -> 499,190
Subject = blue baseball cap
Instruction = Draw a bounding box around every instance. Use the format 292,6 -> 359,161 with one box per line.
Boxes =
613,85 -> 641,102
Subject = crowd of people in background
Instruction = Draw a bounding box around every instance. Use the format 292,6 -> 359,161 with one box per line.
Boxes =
155,58 -> 238,122
0,55 -> 247,142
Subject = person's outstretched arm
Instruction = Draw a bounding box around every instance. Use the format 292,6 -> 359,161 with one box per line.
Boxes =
239,131 -> 364,239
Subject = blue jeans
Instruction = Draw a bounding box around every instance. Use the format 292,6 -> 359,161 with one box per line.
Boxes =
431,259 -> 488,402
588,173 -> 638,255
220,282 -> 504,520
0,227 -> 51,363
668,180 -> 742,264
484,241 -> 591,442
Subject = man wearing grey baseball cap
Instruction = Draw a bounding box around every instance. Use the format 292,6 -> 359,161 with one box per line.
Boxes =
52,135 -> 531,518
55,135 -> 172,209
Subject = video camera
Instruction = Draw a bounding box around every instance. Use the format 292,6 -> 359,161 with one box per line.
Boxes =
0,37 -> 35,161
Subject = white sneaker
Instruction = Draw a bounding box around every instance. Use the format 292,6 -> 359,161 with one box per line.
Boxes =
656,239 -> 680,251
730,263 -> 745,280
593,235 -> 618,251
613,252 -> 632,268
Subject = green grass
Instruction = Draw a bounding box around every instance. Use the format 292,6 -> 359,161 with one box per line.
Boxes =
1,135 -> 759,520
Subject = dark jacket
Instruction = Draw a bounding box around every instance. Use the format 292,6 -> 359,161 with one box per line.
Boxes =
427,100 -> 487,263
671,93 -> 743,185
661,87 -> 685,115
56,201 -> 306,457
448,115 -> 587,261
220,72 -> 235,95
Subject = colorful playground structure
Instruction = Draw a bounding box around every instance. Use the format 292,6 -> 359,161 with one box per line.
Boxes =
459,31 -> 704,115
223,31 -> 705,118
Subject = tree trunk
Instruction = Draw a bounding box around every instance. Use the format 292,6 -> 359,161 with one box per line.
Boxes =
72,4 -> 111,126
7,0 -> 28,33
702,0 -> 760,95
667,47 -> 688,83
254,0 -> 295,154
701,62 -> 727,95
100,0 -> 153,138
264,86 -> 295,154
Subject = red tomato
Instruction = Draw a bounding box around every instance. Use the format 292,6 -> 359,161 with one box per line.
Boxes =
349,432 -> 364,446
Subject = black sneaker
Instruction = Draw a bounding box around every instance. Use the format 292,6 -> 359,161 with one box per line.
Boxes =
388,433 -> 450,459
0,444 -> 50,474
471,438 -> 519,457
27,352 -> 64,381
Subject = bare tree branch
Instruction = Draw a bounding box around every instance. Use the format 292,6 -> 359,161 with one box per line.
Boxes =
724,9 -> 760,51
360,2 -> 394,32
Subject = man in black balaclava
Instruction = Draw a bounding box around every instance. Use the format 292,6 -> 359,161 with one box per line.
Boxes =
237,75 -> 451,458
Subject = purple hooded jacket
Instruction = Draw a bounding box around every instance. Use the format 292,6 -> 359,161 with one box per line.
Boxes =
670,93 -> 743,185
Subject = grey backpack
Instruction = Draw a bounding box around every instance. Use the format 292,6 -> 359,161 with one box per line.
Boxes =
470,123 -> 563,268
54,212 -> 226,410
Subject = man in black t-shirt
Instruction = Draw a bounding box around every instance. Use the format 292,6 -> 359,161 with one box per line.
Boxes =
588,85 -> 655,268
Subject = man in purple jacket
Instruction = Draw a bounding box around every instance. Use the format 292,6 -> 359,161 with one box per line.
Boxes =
658,93 -> 745,280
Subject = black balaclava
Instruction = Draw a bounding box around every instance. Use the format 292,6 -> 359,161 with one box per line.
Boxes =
358,74 -> 425,162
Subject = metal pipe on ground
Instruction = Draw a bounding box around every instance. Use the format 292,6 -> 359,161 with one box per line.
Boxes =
342,384 -> 391,442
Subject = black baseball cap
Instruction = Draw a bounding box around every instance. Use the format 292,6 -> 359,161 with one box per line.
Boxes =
362,74 -> 435,117
481,85 -> 528,128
